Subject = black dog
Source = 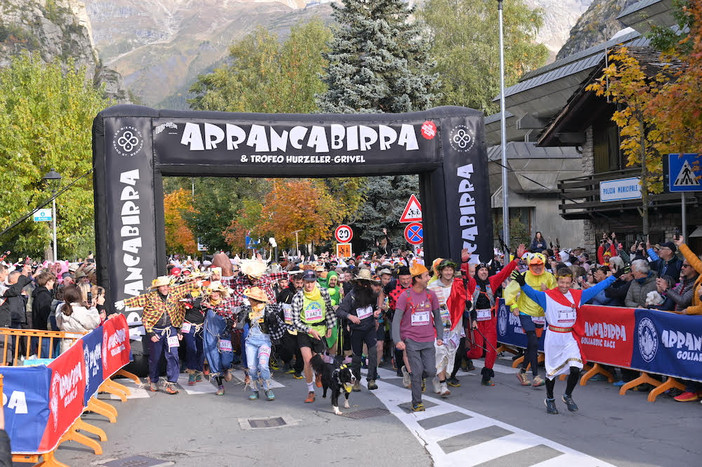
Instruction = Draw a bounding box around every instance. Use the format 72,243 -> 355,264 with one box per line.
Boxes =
310,354 -> 355,415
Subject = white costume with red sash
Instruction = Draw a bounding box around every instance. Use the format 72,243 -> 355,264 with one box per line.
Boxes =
543,288 -> 584,379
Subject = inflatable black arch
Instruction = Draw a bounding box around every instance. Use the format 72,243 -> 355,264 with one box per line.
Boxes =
93,104 -> 492,338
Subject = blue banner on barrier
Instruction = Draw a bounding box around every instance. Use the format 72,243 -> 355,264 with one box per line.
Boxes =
496,299 -> 544,351
1,366 -> 51,453
82,327 -> 104,404
632,309 -> 702,382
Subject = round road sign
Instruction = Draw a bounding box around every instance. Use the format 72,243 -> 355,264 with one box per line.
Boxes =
404,222 -> 423,245
335,224 -> 353,243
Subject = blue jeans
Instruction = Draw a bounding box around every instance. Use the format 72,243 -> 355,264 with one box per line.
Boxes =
245,327 -> 272,390
182,324 -> 204,372
203,310 -> 233,376
149,326 -> 180,383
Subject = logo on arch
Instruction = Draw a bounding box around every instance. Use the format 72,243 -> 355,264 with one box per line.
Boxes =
420,121 -> 437,140
449,125 -> 475,153
113,126 -> 144,157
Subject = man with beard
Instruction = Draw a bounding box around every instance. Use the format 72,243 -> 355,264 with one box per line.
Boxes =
336,269 -> 381,391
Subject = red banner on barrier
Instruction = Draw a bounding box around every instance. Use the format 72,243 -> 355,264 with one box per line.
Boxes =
39,340 -> 86,453
102,314 -> 131,377
578,305 -> 635,367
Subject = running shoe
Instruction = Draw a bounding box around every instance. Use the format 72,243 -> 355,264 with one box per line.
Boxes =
315,373 -> 323,388
265,390 -> 275,401
249,391 -> 259,400
481,379 -> 496,387
187,373 -> 196,386
447,376 -> 461,387
304,391 -> 316,403
149,381 -> 158,392
562,394 -> 579,412
516,371 -> 531,386
544,398 -> 559,414
411,403 -> 425,412
216,385 -> 225,396
674,391 -> 700,402
532,375 -> 545,387
292,372 -> 304,379
163,382 -> 179,395
352,381 -> 362,392
401,366 -> 411,388
195,371 -> 203,383
612,380 -> 625,387
285,367 -> 296,374
367,380 -> 378,390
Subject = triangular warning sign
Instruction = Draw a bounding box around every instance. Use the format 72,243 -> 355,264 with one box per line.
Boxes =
400,194 -> 422,223
674,160 -> 700,187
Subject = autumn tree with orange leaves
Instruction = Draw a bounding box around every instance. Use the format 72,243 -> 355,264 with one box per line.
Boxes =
164,188 -> 198,255
224,179 -> 348,252
586,0 -> 702,235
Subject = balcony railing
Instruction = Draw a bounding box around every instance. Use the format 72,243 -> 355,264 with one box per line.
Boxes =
558,168 -> 700,220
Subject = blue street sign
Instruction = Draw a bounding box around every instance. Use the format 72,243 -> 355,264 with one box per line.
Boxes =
668,153 -> 702,192
33,208 -> 52,222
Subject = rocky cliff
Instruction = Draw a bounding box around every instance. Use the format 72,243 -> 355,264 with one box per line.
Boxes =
0,0 -> 129,102
556,0 -> 637,59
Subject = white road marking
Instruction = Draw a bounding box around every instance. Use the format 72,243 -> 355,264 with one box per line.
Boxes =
373,380 -> 616,467
177,373 -> 218,394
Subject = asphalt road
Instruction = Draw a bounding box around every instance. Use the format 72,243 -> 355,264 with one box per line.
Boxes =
27,355 -> 702,467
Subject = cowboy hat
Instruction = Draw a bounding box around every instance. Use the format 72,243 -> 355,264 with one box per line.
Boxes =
149,276 -> 172,289
204,281 -> 230,297
355,268 -> 379,284
244,286 -> 268,303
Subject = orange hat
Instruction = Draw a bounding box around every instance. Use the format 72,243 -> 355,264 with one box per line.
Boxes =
410,260 -> 429,277
528,253 -> 546,276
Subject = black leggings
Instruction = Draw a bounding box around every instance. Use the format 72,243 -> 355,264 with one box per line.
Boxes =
546,366 -> 580,399
521,331 -> 539,377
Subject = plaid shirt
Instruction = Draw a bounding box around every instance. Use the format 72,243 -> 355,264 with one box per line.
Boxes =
236,303 -> 288,344
291,286 -> 336,335
223,272 -> 289,306
124,281 -> 199,333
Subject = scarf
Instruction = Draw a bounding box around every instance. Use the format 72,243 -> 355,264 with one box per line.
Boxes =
303,284 -> 322,302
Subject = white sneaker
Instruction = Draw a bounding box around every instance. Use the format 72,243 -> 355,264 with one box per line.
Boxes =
401,366 -> 411,388
432,376 -> 442,394
440,382 -> 451,398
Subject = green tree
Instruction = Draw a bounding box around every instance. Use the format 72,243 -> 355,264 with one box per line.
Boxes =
352,175 -> 419,250
189,19 -> 331,113
317,0 -> 439,113
420,0 -> 548,114
0,54 -> 110,258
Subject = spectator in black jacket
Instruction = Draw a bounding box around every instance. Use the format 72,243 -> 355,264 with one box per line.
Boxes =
0,264 -> 32,328
30,271 -> 56,357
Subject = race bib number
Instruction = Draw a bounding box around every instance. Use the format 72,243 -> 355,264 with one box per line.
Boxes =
305,307 -> 323,321
282,304 -> 293,323
557,308 -> 577,324
449,332 -> 461,348
356,306 -> 373,320
476,308 -> 491,321
181,322 -> 192,334
532,316 -> 546,326
411,311 -> 431,326
167,335 -> 180,348
218,339 -> 233,352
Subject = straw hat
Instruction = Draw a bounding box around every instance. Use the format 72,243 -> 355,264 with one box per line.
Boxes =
240,259 -> 267,279
204,281 -> 230,297
244,286 -> 268,303
149,276 -> 172,289
355,268 -> 379,284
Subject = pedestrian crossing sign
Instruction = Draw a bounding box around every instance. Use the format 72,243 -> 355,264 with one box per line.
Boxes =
668,153 -> 702,192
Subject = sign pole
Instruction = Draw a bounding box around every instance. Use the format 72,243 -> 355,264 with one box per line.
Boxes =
682,192 -> 687,237
52,195 -> 57,262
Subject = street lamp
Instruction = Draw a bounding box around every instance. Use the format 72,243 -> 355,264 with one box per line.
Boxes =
43,169 -> 61,262
498,0 -> 510,251
291,229 -> 302,257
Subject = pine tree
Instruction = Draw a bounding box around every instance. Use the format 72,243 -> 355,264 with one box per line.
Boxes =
317,0 -> 439,113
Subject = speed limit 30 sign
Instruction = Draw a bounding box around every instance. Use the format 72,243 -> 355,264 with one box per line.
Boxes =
335,224 -> 353,243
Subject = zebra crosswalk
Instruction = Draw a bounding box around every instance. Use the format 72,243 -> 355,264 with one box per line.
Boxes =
372,378 -> 615,467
